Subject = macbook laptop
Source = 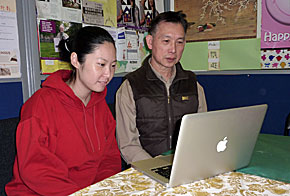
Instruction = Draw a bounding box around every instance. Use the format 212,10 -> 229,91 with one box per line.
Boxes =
131,104 -> 268,188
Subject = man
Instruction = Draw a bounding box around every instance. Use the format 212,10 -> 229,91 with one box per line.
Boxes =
56,24 -> 69,41
116,11 -> 207,165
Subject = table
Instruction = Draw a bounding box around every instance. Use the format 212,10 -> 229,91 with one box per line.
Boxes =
71,134 -> 290,195
238,134 -> 290,183
71,168 -> 290,195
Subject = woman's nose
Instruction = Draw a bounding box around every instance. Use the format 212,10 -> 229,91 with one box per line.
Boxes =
103,66 -> 111,77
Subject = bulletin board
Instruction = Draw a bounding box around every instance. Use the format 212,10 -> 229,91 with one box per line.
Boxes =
174,0 -> 290,71
35,0 -> 165,75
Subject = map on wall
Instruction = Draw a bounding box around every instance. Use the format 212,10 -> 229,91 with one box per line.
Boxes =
174,0 -> 257,42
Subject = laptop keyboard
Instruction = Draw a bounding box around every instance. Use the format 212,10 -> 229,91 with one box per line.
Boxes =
151,165 -> 172,179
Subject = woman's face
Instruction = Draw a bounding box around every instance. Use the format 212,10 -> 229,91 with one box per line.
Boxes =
73,41 -> 116,93
149,0 -> 154,7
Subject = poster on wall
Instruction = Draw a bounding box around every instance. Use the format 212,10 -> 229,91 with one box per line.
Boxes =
115,28 -> 149,73
36,0 -> 117,26
82,0 -> 117,27
38,19 -> 82,74
35,0 -> 152,74
261,0 -> 290,49
117,0 -> 163,30
261,49 -> 290,69
36,0 -> 62,20
0,0 -> 21,78
36,0 -> 82,23
38,19 -> 82,59
174,0 -> 257,42
61,0 -> 82,22
82,0 -> 105,25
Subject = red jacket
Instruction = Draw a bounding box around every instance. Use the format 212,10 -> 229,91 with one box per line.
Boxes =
6,70 -> 121,195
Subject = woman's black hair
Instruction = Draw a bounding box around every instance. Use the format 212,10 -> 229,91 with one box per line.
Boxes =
58,26 -> 115,81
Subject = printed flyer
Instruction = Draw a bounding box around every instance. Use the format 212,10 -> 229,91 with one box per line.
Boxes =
261,0 -> 290,49
0,0 -> 21,78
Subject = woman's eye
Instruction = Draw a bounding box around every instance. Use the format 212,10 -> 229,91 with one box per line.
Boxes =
98,63 -> 105,67
112,64 -> 116,68
163,40 -> 169,43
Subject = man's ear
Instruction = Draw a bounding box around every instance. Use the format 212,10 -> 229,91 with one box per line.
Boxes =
145,34 -> 153,50
70,52 -> 80,69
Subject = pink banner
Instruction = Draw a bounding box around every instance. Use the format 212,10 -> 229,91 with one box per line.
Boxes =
261,0 -> 290,49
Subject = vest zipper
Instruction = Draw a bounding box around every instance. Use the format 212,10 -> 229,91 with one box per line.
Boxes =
167,94 -> 172,149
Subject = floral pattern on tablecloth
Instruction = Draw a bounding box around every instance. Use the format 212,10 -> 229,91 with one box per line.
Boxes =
71,168 -> 290,196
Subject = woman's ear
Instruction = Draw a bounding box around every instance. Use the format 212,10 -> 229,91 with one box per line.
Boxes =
70,52 -> 80,69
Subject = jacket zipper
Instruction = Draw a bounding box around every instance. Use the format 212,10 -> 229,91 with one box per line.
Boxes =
83,106 -> 95,152
93,107 -> 101,151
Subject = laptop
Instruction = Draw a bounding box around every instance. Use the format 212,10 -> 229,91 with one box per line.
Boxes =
131,104 -> 268,188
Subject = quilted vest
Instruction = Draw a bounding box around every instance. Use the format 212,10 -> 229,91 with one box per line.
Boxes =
125,56 -> 198,156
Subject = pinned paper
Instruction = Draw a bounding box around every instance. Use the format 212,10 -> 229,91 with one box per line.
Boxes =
208,41 -> 220,70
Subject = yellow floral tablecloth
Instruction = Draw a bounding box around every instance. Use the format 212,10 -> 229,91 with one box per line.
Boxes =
71,168 -> 290,196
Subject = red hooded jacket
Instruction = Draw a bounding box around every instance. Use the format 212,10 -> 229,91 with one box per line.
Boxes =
5,70 -> 121,195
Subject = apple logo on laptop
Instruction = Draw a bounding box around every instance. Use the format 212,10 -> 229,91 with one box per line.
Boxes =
217,137 -> 228,152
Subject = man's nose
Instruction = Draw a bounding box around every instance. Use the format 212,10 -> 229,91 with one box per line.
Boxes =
169,42 -> 176,53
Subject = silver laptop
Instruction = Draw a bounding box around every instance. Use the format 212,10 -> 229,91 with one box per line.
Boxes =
131,104 -> 268,188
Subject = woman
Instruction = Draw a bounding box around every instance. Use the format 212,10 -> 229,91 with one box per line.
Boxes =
5,26 -> 121,195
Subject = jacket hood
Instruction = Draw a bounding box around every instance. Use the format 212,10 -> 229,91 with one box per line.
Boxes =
42,70 -> 107,109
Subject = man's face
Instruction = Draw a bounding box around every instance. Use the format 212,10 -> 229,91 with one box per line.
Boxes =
146,22 -> 186,71
59,26 -> 64,32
